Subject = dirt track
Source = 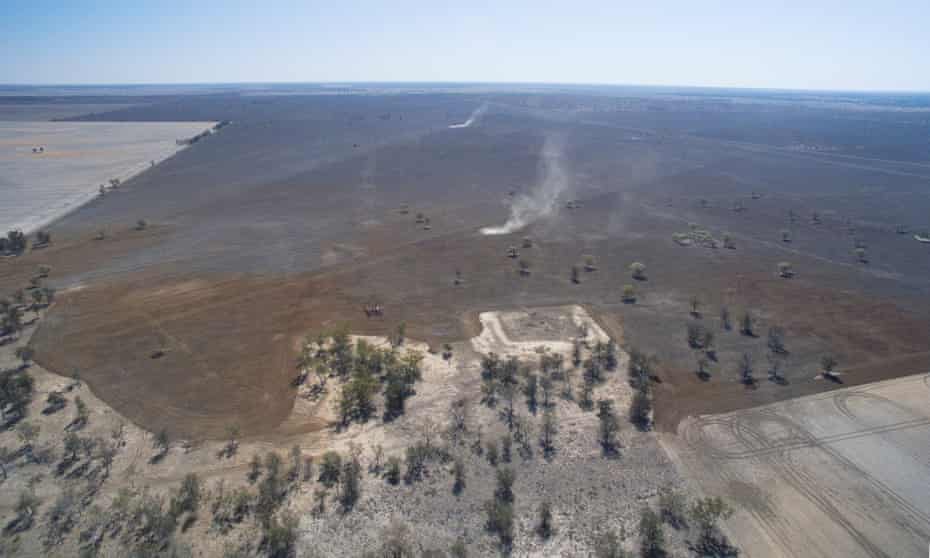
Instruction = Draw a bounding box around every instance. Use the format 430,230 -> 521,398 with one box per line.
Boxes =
665,372 -> 930,558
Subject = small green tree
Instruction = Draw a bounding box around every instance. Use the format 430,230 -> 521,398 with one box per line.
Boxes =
740,312 -> 755,337
622,284 -> 636,303
536,501 -> 554,539
658,486 -> 687,528
153,427 -> 169,457
339,453 -> 362,510
594,529 -> 631,558
778,261 -> 794,278
630,262 -> 647,280
739,353 -> 754,385
13,489 -> 40,531
540,406 -> 558,457
318,451 -> 342,487
638,507 -> 666,558
767,326 -> 787,355
384,456 -> 401,485
452,457 -> 466,495
689,295 -> 701,317
719,306 -> 731,330
690,496 -> 735,554
248,453 -> 262,483
821,355 -> 838,378
15,345 -> 34,365
629,389 -> 652,431
262,512 -> 299,558
63,432 -> 81,462
597,399 -> 620,455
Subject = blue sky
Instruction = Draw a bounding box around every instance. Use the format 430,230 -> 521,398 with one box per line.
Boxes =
2,0 -> 928,91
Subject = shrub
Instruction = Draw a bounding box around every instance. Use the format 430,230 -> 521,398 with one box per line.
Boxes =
318,451 -> 342,487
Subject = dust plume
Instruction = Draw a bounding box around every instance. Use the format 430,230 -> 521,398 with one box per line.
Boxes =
448,104 -> 487,128
481,136 -> 568,235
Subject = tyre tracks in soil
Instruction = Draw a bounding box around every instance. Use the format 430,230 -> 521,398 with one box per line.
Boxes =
682,374 -> 930,557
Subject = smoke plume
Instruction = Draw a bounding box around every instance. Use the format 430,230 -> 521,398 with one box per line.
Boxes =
481,136 -> 568,235
448,104 -> 488,128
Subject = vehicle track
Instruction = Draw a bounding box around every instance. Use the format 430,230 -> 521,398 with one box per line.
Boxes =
729,412 -> 890,558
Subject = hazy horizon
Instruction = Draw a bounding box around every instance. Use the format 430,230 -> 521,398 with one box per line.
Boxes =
2,81 -> 929,96
2,0 -> 929,92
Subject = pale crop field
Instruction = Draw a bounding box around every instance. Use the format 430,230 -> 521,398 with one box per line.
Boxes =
0,121 -> 213,233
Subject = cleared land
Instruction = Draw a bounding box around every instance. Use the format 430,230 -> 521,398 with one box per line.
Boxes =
0,121 -> 213,233
666,372 -> 930,558
0,88 -> 928,556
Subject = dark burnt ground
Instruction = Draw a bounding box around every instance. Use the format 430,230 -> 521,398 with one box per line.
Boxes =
4,91 -> 928,439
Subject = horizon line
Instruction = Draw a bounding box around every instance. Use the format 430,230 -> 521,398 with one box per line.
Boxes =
2,80 -> 929,96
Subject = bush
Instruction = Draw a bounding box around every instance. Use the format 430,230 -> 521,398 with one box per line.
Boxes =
384,456 -> 401,485
262,512 -> 299,558
318,451 -> 342,487
629,389 -> 652,431
536,501 -> 554,539
594,530 -> 630,558
170,473 -> 201,518
638,507 -> 665,558
658,487 -> 687,528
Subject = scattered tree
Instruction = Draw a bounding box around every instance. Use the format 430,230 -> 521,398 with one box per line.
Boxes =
319,451 -> 343,487
690,497 -> 735,556
658,487 -> 687,529
638,507 -> 666,558
855,247 -> 868,264
584,255 -> 597,272
594,529 -> 631,558
722,232 -> 735,249
767,326 -> 787,355
384,456 -> 401,485
696,355 -> 710,380
778,261 -> 794,278
740,312 -> 755,337
262,512 -> 299,558
821,355 -> 839,380
248,453 -> 262,483
536,501 -> 554,539
11,489 -> 40,532
339,452 -> 362,510
689,295 -> 701,317
452,457 -> 466,495
630,262 -> 647,280
630,389 -> 652,431
15,346 -> 34,366
622,284 -> 636,303
739,353 -> 754,386
597,399 -> 621,456
540,406 -> 558,458
152,428 -> 170,460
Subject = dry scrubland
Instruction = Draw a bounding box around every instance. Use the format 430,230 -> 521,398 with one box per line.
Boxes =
1,88 -> 929,557
0,305 -> 729,557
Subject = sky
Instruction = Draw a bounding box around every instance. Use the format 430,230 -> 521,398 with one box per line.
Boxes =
2,0 -> 929,91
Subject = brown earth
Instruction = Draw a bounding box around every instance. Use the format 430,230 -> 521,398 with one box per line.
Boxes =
4,91 -> 929,441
